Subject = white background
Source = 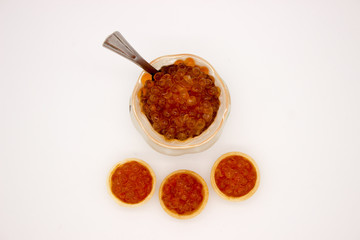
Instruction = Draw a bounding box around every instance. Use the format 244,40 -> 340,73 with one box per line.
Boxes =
1,0 -> 360,239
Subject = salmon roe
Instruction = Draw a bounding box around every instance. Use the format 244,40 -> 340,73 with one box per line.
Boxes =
139,58 -> 220,141
161,173 -> 204,215
110,161 -> 153,204
214,155 -> 257,198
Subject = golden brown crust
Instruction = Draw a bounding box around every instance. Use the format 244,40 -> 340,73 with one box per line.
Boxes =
108,158 -> 156,207
210,152 -> 260,201
159,170 -> 209,219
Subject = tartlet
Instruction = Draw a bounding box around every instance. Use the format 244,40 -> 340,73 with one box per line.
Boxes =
108,158 -> 156,207
211,152 -> 260,201
159,170 -> 209,219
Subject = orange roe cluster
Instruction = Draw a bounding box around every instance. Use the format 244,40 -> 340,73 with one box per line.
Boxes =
215,155 -> 257,198
161,173 -> 204,215
111,161 -> 153,204
139,58 -> 221,141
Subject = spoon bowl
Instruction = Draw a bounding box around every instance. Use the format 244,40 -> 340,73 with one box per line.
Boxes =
103,31 -> 158,75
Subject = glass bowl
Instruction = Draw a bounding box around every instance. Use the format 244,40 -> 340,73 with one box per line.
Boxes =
130,54 -> 231,156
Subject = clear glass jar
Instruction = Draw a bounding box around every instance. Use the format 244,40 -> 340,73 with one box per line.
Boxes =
130,54 -> 231,155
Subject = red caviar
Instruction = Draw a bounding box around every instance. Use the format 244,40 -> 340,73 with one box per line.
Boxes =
139,57 -> 220,141
110,161 -> 153,204
214,155 -> 257,198
161,172 -> 204,215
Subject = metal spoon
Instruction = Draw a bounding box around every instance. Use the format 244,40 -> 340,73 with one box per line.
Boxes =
103,31 -> 158,76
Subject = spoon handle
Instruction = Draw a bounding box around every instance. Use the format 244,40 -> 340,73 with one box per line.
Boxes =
103,31 -> 158,75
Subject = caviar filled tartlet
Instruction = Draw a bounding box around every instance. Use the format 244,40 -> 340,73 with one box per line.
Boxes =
211,152 -> 260,201
159,170 -> 209,219
108,158 -> 156,207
